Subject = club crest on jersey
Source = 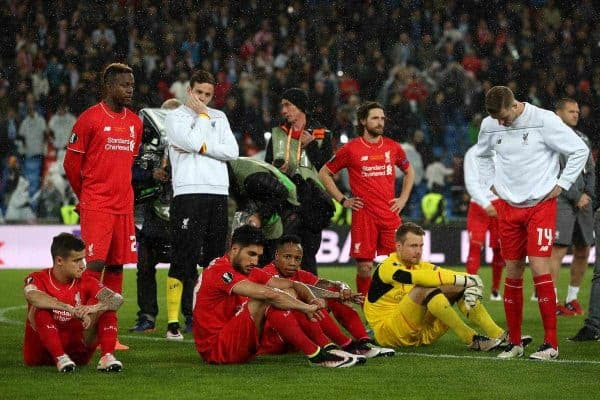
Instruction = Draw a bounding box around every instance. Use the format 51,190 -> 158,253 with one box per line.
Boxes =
385,151 -> 391,163
69,133 -> 78,144
354,242 -> 361,253
222,272 -> 233,284
496,137 -> 502,145
88,243 -> 94,256
181,218 -> 189,230
522,132 -> 529,145
130,125 -> 135,138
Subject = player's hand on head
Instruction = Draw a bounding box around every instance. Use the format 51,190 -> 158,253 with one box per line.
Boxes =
186,92 -> 208,115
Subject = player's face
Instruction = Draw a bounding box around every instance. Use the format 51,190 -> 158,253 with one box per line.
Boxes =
556,102 -> 580,127
362,108 -> 385,137
231,244 -> 264,275
108,73 -> 135,107
396,232 -> 424,266
188,82 -> 214,105
274,242 -> 303,277
280,99 -> 303,124
58,249 -> 87,279
491,103 -> 518,127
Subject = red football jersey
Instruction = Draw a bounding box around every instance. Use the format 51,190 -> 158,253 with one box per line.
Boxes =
261,263 -> 319,286
193,255 -> 271,355
23,268 -> 104,328
67,102 -> 142,214
325,136 -> 410,224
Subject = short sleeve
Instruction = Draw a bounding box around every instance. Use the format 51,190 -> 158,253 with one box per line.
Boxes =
67,112 -> 92,153
395,143 -> 410,172
325,144 -> 351,174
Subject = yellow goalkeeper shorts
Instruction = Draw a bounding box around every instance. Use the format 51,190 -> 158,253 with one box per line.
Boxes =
371,295 -> 449,347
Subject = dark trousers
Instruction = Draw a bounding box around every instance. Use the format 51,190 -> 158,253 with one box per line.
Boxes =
169,193 -> 228,285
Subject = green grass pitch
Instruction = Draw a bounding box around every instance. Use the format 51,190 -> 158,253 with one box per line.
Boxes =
1,266 -> 599,400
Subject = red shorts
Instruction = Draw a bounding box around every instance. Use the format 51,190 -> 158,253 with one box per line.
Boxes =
80,209 -> 137,264
23,323 -> 95,366
495,198 -> 557,260
201,306 -> 259,364
350,210 -> 399,260
466,201 -> 500,247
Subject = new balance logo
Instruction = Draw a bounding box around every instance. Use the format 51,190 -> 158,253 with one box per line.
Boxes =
539,246 -> 549,252
360,156 -> 368,161
103,126 -> 111,132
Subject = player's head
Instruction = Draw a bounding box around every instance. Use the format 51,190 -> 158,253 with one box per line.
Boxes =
188,69 -> 215,106
102,63 -> 134,107
229,225 -> 265,275
51,233 -> 86,279
356,101 -> 385,137
161,98 -> 182,110
280,88 -> 309,124
274,234 -> 303,277
555,97 -> 579,128
485,86 -> 519,127
395,222 -> 425,266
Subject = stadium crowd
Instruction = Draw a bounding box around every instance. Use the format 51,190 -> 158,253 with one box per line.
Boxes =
1,0 -> 600,223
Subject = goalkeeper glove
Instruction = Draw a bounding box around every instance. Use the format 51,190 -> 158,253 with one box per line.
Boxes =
463,286 -> 484,311
455,274 -> 484,289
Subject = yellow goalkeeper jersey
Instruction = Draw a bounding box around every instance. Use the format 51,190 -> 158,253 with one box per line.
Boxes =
363,253 -> 463,326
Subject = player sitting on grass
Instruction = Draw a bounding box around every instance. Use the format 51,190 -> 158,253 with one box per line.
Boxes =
365,222 -> 528,352
193,225 -> 359,368
23,233 -> 124,373
262,234 -> 395,358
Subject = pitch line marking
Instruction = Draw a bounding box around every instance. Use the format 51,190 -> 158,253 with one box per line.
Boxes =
2,306 -> 599,364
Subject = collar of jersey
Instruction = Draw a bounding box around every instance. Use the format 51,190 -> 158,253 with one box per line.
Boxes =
100,101 -> 127,120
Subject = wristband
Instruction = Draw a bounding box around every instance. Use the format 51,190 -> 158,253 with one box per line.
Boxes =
339,196 -> 348,206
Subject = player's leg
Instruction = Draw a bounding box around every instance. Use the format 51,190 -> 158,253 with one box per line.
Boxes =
79,209 -> 113,281
527,199 -> 559,359
456,297 -> 504,340
569,211 -> 600,340
351,211 -> 377,297
23,316 -> 65,368
489,209 -> 504,300
566,242 -> 590,314
496,200 -> 528,350
167,194 -> 200,338
466,203 -> 488,275
130,237 -> 158,332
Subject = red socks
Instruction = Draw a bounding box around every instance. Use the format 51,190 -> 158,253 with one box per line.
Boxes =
534,274 -> 558,348
491,247 -> 504,292
318,311 -> 352,347
356,275 -> 371,298
328,300 -> 369,340
503,277 -> 523,345
102,268 -> 123,294
97,311 -> 118,355
466,241 -> 482,274
33,309 -> 64,359
266,308 -> 319,356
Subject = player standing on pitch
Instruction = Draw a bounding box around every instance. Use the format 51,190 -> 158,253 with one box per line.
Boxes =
319,101 -> 414,297
463,144 -> 504,301
63,63 -> 143,350
474,86 -> 588,360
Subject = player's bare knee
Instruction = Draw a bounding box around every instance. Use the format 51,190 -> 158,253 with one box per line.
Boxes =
408,286 -> 438,305
440,285 -> 463,302
357,261 -> 373,276
86,260 -> 105,272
